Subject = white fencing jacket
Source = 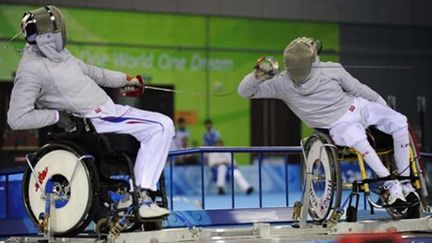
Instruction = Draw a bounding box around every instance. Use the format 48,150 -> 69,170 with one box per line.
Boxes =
8,34 -> 127,130
238,61 -> 385,128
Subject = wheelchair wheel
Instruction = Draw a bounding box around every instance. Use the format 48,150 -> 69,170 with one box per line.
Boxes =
408,129 -> 431,211
303,133 -> 342,222
22,143 -> 98,236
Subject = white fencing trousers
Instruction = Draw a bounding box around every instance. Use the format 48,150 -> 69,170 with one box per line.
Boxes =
216,164 -> 251,192
329,97 -> 409,178
90,105 -> 175,191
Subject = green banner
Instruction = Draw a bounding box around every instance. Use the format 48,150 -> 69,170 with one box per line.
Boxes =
0,4 -> 339,162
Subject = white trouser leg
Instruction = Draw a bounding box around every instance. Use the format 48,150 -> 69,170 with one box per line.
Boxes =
216,165 -> 227,188
392,128 -> 410,176
352,140 -> 390,177
330,121 -> 390,177
91,105 -> 175,191
233,169 -> 250,191
364,99 -> 410,177
330,97 -> 409,178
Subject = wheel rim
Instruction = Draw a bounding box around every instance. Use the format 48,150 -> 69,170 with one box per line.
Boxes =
27,150 -> 91,233
306,138 -> 334,220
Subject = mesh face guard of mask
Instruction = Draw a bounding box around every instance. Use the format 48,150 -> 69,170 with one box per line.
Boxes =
283,37 -> 322,83
21,5 -> 66,47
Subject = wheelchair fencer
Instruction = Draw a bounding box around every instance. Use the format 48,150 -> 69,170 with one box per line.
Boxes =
22,116 -> 168,237
299,126 -> 430,224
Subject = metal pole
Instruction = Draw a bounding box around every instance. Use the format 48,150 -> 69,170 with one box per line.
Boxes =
284,154 -> 289,207
169,156 -> 174,211
5,174 -> 9,218
231,152 -> 235,209
364,190 -> 367,211
200,152 -> 205,209
299,166 -> 312,228
259,153 -> 263,208
417,96 -> 426,149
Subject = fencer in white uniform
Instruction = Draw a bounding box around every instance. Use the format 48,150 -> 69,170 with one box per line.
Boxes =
238,37 -> 418,206
7,5 -> 173,218
208,140 -> 253,195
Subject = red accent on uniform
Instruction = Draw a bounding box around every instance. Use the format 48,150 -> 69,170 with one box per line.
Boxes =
95,107 -> 102,114
35,166 -> 48,192
362,151 -> 369,157
349,105 -> 356,112
401,143 -> 410,148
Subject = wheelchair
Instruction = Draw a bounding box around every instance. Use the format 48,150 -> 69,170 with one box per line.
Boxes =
301,126 -> 430,223
22,117 -> 168,237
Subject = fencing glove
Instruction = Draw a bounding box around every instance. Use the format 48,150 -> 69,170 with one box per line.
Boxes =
254,56 -> 280,82
121,75 -> 144,97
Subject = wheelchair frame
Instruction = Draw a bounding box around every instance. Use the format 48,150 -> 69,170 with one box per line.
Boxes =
22,117 -> 168,238
298,128 -> 429,227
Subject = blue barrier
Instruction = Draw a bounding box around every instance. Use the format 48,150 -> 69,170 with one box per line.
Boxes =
168,146 -> 302,210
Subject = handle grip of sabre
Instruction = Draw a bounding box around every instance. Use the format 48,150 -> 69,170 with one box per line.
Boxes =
121,75 -> 144,97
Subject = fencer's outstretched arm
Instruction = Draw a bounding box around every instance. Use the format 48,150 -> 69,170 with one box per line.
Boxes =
75,57 -> 127,88
7,74 -> 58,130
336,63 -> 386,105
238,72 -> 281,99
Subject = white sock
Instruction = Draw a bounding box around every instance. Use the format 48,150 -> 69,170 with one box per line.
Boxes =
393,128 -> 410,176
352,140 -> 390,177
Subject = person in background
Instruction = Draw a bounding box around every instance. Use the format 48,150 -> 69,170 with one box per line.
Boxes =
169,117 -> 198,164
208,139 -> 254,195
174,117 -> 190,149
175,136 -> 199,165
203,119 -> 220,146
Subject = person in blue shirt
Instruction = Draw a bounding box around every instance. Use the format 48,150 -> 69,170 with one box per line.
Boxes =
203,119 -> 220,146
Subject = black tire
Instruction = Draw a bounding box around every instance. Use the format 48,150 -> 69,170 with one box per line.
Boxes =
22,142 -> 99,237
302,133 -> 342,223
385,198 -> 420,220
143,221 -> 162,231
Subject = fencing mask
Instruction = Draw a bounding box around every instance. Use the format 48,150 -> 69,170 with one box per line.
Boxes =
21,5 -> 67,49
284,37 -> 322,83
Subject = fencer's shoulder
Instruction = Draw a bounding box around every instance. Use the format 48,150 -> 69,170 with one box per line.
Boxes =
319,61 -> 342,68
62,48 -> 75,59
317,61 -> 345,77
18,49 -> 47,75
276,71 -> 290,82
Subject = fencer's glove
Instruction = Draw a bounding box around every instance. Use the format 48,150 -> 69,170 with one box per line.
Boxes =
56,111 -> 77,133
254,56 -> 280,82
121,75 -> 145,97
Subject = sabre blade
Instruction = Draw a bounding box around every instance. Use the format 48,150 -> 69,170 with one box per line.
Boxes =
144,86 -> 203,96
313,65 -> 413,70
144,85 -> 235,97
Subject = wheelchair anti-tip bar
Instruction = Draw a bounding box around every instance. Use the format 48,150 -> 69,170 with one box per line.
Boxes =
25,154 -> 46,198
69,155 -> 95,184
